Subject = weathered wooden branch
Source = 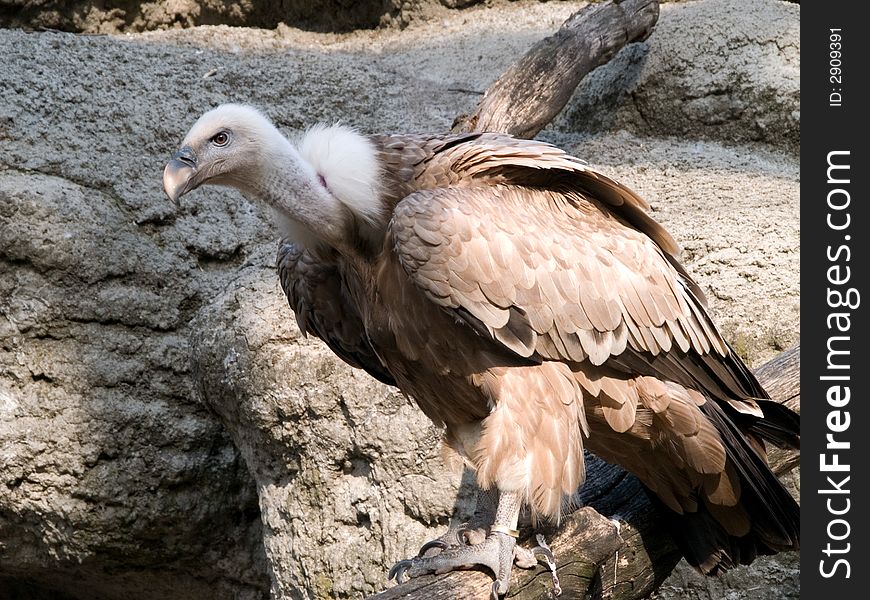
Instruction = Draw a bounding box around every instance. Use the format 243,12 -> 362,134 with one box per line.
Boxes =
371,346 -> 801,600
452,0 -> 660,139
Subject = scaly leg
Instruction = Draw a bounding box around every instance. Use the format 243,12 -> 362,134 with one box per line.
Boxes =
390,490 -> 554,598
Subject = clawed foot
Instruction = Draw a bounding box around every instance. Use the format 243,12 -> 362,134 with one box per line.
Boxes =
391,489 -> 560,597
390,531 -> 515,598
390,532 -> 558,598
416,522 -> 489,557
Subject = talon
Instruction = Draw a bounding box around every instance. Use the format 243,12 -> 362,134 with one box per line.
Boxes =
531,544 -> 555,563
388,559 -> 414,584
491,574 -> 510,598
533,534 -> 561,597
533,533 -> 556,565
418,539 -> 448,556
385,490 -> 519,593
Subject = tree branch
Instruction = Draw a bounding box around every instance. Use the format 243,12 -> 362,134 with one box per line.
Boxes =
453,0 -> 660,139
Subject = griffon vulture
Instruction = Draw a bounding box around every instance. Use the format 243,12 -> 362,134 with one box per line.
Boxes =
164,104 -> 799,597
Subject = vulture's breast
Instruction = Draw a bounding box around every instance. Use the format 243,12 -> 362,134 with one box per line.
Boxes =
361,254 -> 496,426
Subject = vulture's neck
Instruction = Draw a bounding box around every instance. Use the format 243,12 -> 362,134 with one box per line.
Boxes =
244,124 -> 387,258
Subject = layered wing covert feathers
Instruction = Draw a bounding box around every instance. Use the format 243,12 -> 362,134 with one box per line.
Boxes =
382,133 -> 770,413
390,184 -> 726,367
277,240 -> 395,386
377,132 -> 683,262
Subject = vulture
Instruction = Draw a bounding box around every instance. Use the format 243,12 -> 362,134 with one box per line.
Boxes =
164,104 -> 799,597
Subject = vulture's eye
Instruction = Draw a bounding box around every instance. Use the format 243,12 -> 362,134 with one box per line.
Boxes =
211,131 -> 230,147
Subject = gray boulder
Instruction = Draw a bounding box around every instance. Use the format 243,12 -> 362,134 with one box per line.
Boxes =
562,0 -> 800,151
0,0 -> 475,33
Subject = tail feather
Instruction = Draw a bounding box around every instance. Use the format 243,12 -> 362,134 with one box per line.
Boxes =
747,399 -> 801,449
655,399 -> 799,574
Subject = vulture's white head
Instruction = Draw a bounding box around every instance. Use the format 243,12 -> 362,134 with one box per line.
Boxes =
164,103 -> 384,249
163,104 -> 291,203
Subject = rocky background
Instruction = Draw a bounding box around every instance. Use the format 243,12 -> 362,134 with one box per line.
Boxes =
0,0 -> 799,599
4,0 -> 577,32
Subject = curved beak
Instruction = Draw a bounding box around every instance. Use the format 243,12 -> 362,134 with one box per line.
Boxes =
163,146 -> 198,204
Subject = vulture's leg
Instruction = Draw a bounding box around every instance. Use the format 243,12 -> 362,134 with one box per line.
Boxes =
390,490 -> 549,598
417,487 -> 498,556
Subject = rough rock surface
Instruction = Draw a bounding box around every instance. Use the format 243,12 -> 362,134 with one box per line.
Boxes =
651,551 -> 799,600
189,261 -> 471,599
561,0 -> 800,152
1,0 -> 465,32
0,1 -> 799,598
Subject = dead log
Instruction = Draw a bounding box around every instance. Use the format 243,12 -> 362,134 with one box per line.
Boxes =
371,346 -> 801,600
453,0 -> 661,139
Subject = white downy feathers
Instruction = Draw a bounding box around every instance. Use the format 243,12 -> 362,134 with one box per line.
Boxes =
297,123 -> 384,225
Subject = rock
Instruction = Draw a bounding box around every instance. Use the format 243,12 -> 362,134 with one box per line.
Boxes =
561,0 -> 800,152
189,263 -> 473,599
0,27 -> 276,600
0,0 -> 457,33
0,172 -> 269,599
651,552 -> 800,600
439,0 -> 481,9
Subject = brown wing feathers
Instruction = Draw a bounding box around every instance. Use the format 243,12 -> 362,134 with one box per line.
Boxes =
384,133 -> 798,573
277,241 -> 396,386
390,184 -> 723,367
668,399 -> 800,573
